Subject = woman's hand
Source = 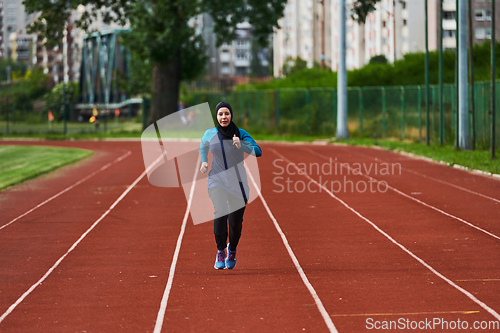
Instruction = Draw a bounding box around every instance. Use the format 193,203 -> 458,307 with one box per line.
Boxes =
200,161 -> 208,173
233,134 -> 241,149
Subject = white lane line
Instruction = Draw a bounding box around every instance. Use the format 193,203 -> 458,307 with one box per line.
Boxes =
303,147 -> 500,242
246,168 -> 338,333
0,154 -> 161,325
347,147 -> 500,204
154,156 -> 200,333
0,150 -> 132,231
271,148 -> 500,322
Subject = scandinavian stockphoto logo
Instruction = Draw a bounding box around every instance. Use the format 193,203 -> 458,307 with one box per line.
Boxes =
140,102 -> 261,225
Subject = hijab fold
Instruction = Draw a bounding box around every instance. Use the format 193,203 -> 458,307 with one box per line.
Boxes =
215,101 -> 240,140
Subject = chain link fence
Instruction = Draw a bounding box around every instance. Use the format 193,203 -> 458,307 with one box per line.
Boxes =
186,81 -> 500,149
0,102 -> 143,136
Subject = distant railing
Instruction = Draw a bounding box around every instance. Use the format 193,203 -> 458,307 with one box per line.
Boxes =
184,82 -> 500,149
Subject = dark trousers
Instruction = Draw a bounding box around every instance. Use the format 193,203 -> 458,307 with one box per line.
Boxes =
208,187 -> 246,251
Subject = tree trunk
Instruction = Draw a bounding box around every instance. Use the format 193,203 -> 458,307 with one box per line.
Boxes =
147,55 -> 180,126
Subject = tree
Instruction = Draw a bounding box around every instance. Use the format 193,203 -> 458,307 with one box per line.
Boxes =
369,54 -> 388,65
44,81 -> 79,119
351,0 -> 382,24
24,0 -> 287,126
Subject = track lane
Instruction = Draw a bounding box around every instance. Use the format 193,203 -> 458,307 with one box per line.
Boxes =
260,145 -> 496,331
300,144 -> 500,239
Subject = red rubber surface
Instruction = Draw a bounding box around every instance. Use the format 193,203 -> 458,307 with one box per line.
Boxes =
0,140 -> 499,332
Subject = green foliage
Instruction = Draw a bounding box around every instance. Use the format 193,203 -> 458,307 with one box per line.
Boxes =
351,0 -> 382,24
43,81 -> 79,118
0,58 -> 27,81
369,55 -> 388,64
0,68 -> 51,110
243,41 -> 500,90
281,57 -> 309,77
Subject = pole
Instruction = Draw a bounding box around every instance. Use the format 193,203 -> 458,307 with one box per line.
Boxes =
418,85 -> 422,142
6,100 -> 9,135
455,0 -> 460,148
337,0 -> 349,138
382,87 -> 386,137
401,86 -> 405,140
321,0 -> 325,69
393,0 -> 397,62
468,0 -> 476,150
491,0 -> 496,159
359,87 -> 363,133
425,0 -> 430,145
458,0 -> 470,149
62,22 -> 68,135
439,0 -> 444,145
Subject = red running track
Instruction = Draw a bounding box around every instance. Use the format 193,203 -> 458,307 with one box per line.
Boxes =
0,140 -> 499,332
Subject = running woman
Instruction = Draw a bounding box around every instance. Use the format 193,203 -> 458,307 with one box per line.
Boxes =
200,101 -> 262,269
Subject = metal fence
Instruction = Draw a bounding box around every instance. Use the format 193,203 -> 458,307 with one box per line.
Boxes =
187,81 -> 500,149
0,104 -> 142,136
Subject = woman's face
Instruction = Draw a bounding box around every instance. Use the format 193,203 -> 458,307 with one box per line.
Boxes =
217,107 -> 231,127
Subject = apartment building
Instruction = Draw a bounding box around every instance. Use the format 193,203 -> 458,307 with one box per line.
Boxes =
196,13 -> 270,78
274,0 -> 314,76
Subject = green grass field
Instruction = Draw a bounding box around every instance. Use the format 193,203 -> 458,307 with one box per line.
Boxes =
0,146 -> 93,191
333,138 -> 500,175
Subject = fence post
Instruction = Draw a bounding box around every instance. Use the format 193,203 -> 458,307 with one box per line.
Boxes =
432,86 -> 436,143
382,87 -> 386,138
276,89 -> 280,130
451,85 -> 455,133
401,86 -> 405,140
240,91 -> 244,124
482,81 -> 486,142
247,91 -> 251,126
305,89 -> 310,134
333,88 -> 337,129
359,87 -> 363,133
414,86 -> 420,142
142,96 -> 148,131
6,102 -> 9,135
255,90 -> 260,126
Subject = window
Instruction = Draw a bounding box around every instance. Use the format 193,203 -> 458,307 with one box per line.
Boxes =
382,20 -> 386,28
443,11 -> 455,20
486,28 -> 492,39
444,29 -> 455,38
401,1 -> 406,9
486,9 -> 492,20
475,27 -> 486,39
6,18 -> 16,24
403,19 -> 407,26
475,9 -> 485,21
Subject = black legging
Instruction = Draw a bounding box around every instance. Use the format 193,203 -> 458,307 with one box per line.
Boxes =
208,187 -> 246,251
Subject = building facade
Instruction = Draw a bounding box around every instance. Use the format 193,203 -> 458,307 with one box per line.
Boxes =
197,14 -> 270,79
273,0 -> 500,75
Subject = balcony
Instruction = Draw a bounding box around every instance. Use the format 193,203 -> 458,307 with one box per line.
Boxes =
220,52 -> 230,63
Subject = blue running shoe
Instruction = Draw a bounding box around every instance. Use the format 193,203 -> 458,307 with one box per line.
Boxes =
214,249 -> 226,270
225,244 -> 236,269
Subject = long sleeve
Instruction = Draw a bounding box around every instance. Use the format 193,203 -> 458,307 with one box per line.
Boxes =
239,129 -> 262,157
200,129 -> 215,163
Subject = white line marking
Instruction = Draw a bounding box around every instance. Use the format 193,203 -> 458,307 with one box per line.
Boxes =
0,154 -> 160,324
154,156 -> 200,333
0,151 -> 132,231
347,147 -> 500,204
304,147 -> 500,241
272,148 -> 500,322
246,168 -> 338,333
